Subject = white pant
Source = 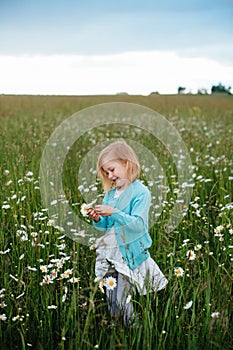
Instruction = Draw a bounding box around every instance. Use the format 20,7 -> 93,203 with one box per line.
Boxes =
105,272 -> 135,325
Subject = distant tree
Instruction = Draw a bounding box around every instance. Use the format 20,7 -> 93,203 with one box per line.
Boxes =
178,86 -> 186,94
211,83 -> 231,95
116,92 -> 129,95
149,91 -> 159,95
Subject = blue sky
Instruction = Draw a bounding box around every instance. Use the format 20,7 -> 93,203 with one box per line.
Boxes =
0,0 -> 233,94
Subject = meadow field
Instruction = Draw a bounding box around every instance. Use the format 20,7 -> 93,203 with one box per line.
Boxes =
0,94 -> 233,349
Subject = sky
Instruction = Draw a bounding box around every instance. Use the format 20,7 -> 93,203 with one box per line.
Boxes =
0,0 -> 233,95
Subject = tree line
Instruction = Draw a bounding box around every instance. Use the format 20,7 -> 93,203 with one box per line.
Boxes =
177,83 -> 232,95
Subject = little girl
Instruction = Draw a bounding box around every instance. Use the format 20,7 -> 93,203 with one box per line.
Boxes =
88,139 -> 168,325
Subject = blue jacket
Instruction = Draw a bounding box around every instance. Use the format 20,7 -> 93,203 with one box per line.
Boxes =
94,180 -> 152,270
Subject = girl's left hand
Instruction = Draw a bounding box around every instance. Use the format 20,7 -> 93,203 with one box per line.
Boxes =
87,208 -> 100,222
95,205 -> 114,216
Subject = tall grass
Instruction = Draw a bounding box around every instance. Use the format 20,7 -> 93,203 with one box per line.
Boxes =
0,94 -> 233,349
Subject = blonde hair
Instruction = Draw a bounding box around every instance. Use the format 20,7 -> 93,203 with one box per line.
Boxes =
97,140 -> 140,192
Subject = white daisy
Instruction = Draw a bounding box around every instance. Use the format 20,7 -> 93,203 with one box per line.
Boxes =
214,225 -> 224,234
40,265 -> 48,273
174,267 -> 184,277
47,219 -> 55,226
12,315 -> 20,321
104,276 -> 117,290
186,250 -> 196,261
69,277 -> 80,283
0,314 -> 7,321
81,203 -> 89,217
194,244 -> 202,251
80,199 -> 98,217
60,269 -> 73,279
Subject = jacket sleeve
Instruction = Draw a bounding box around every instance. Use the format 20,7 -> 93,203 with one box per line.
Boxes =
93,216 -> 108,231
111,189 -> 151,243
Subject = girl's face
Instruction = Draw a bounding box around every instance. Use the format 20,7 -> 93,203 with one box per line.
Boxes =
102,160 -> 130,189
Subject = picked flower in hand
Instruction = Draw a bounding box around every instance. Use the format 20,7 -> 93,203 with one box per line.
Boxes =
80,199 -> 97,217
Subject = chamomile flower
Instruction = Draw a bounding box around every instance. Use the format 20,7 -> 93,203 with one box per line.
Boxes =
174,267 -> 184,277
214,225 -> 224,234
0,301 -> 7,308
186,250 -> 196,261
40,275 -> 54,285
80,199 -> 97,217
40,265 -> 48,273
56,260 -> 64,269
50,269 -> 58,279
0,314 -> 7,321
60,269 -> 73,279
12,315 -> 20,321
47,219 -> 55,226
2,204 -> 10,209
26,171 -> 33,177
68,277 -> 80,283
192,203 -> 199,209
81,203 -> 89,217
0,288 -> 6,296
104,276 -> 117,290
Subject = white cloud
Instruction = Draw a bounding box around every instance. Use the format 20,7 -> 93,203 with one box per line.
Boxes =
1,51 -> 232,95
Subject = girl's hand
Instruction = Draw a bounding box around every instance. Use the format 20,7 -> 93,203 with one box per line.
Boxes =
87,208 -> 100,222
95,205 -> 114,216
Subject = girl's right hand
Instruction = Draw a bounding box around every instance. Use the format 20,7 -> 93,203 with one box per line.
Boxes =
87,208 -> 100,222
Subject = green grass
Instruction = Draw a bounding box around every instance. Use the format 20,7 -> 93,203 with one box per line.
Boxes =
0,94 -> 233,349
